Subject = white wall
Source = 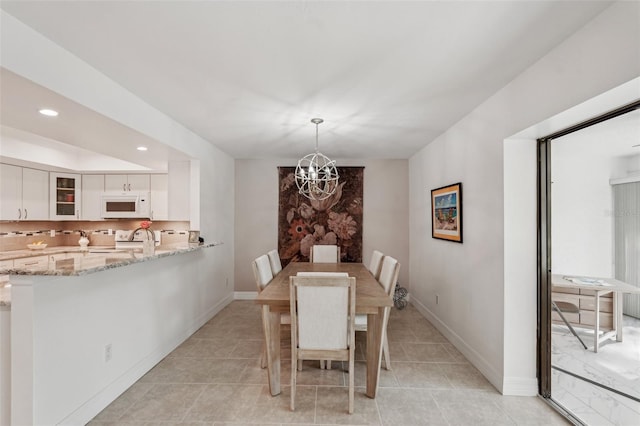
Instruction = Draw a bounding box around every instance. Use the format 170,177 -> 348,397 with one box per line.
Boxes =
0,305 -> 10,426
409,1 -> 640,395
235,159 -> 409,293
551,129 -> 625,277
1,10 -> 236,425
11,250 -> 231,425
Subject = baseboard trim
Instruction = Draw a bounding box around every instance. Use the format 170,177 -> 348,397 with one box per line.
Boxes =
502,377 -> 538,396
411,296 -> 504,394
59,293 -> 234,425
234,291 -> 258,300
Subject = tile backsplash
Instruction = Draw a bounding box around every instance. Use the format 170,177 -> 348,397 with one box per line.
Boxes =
0,220 -> 192,251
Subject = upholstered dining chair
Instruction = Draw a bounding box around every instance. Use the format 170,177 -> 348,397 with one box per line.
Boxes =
310,244 -> 340,263
290,273 -> 356,414
354,255 -> 400,370
252,254 -> 273,292
267,249 -> 282,275
296,271 -> 349,370
252,254 -> 290,368
368,250 -> 384,279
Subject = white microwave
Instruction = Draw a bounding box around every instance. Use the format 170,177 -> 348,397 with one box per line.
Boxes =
100,191 -> 150,218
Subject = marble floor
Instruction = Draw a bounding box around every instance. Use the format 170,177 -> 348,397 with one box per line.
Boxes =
551,315 -> 640,426
89,301 -> 568,425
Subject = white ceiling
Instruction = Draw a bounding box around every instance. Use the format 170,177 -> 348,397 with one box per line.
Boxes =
0,0 -> 616,167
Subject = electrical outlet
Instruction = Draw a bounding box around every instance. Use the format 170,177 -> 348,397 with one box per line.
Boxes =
50,230 -> 56,237
104,344 -> 112,362
436,295 -> 439,305
226,277 -> 229,288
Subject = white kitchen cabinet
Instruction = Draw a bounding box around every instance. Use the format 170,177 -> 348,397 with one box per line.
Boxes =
105,174 -> 150,192
22,168 -> 50,220
0,260 -> 13,270
0,164 -> 49,220
13,255 -> 48,270
149,174 -> 168,220
50,172 -> 81,220
81,174 -> 104,220
0,163 -> 22,220
48,253 -> 69,270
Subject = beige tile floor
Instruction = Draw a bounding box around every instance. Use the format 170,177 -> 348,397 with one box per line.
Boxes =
88,301 -> 569,425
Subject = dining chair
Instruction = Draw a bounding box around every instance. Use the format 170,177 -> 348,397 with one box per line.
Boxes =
253,254 -> 290,368
552,300 -> 588,350
368,250 -> 384,279
290,274 -> 356,414
296,272 -> 349,370
354,255 -> 400,370
252,254 -> 273,292
267,249 -> 282,275
310,244 -> 340,263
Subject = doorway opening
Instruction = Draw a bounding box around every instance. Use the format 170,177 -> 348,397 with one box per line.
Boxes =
538,100 -> 640,425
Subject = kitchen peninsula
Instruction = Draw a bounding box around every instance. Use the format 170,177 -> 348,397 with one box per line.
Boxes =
1,240 -> 231,426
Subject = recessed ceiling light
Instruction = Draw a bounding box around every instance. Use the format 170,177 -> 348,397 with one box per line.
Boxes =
137,146 -> 148,151
39,108 -> 58,117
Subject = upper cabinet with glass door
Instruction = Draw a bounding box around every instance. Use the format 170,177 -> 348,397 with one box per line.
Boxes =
50,172 -> 81,220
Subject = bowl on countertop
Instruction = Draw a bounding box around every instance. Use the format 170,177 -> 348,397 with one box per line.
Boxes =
27,243 -> 48,250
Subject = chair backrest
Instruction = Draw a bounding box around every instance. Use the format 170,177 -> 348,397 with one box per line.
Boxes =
368,250 -> 384,279
310,245 -> 340,263
290,274 -> 355,350
267,249 -> 282,275
252,254 -> 274,293
378,256 -> 400,296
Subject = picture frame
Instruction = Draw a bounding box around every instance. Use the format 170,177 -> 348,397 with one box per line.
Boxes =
431,182 -> 463,243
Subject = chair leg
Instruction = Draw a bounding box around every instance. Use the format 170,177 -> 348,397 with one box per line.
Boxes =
348,353 -> 354,414
326,360 -> 332,370
552,302 -> 588,350
291,350 -> 297,411
260,343 -> 267,369
297,359 -> 303,371
382,335 -> 391,370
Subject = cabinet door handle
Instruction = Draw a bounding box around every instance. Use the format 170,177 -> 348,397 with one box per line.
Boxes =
76,209 -> 79,219
18,208 -> 21,219
24,208 -> 28,219
150,210 -> 154,220
23,261 -> 39,266
123,183 -> 126,191
128,183 -> 131,191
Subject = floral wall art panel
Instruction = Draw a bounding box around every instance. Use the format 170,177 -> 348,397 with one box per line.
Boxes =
278,166 -> 364,266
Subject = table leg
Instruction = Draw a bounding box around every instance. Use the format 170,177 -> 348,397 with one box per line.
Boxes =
594,291 -> 600,353
615,292 -> 623,342
365,308 -> 384,398
262,305 -> 281,396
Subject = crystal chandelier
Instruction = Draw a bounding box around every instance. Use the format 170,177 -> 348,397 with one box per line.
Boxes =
295,118 -> 339,201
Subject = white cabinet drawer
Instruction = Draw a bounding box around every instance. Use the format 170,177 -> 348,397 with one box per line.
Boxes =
13,255 -> 49,270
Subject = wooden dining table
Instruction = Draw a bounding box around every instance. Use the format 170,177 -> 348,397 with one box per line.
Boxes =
255,261 -> 393,398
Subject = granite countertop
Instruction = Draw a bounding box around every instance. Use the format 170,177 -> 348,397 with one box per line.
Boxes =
0,281 -> 9,308
0,242 -> 222,277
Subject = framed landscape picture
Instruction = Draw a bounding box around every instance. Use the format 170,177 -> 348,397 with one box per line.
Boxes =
431,182 -> 462,243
